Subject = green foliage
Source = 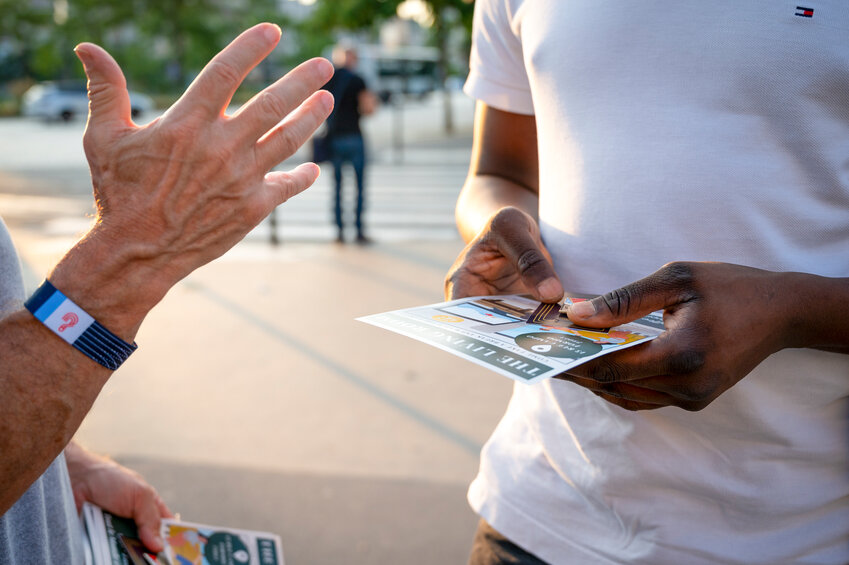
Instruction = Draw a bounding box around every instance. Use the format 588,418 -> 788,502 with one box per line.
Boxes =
302,0 -> 473,40
0,0 -> 474,113
0,0 -> 287,96
306,0 -> 399,32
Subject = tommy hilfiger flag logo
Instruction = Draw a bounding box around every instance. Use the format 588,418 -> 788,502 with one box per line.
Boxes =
795,6 -> 814,17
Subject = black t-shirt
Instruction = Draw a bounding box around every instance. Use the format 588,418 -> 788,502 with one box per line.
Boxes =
324,67 -> 367,136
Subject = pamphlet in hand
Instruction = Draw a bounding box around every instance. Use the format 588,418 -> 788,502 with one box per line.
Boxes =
82,502 -> 285,565
358,294 -> 665,384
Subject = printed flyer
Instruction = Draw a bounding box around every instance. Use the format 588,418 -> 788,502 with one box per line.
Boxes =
82,503 -> 284,565
359,294 -> 664,384
161,520 -> 283,565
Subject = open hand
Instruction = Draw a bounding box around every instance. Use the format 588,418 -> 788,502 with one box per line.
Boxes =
51,24 -> 334,334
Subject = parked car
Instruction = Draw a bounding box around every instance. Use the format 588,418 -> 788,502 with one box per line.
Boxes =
22,80 -> 154,121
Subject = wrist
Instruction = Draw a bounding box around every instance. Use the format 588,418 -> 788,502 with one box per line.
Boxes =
47,228 -> 176,340
778,272 -> 849,352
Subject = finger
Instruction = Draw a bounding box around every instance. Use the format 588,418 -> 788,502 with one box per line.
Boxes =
557,374 -> 674,408
132,487 -> 167,553
254,90 -> 334,170
566,330 -> 706,383
488,208 -> 564,302
587,389 -> 666,411
263,162 -> 321,207
74,43 -> 132,129
233,57 -> 334,143
444,241 -> 487,300
566,262 -> 695,327
172,23 -> 281,119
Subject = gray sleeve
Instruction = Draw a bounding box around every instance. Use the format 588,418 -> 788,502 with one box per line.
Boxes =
0,218 -> 84,564
0,217 -> 25,317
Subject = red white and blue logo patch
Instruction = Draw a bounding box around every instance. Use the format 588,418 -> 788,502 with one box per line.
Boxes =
794,6 -> 814,17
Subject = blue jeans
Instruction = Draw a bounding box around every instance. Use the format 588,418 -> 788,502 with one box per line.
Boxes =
330,134 -> 366,235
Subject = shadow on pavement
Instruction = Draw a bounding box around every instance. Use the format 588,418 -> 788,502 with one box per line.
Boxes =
119,456 -> 478,565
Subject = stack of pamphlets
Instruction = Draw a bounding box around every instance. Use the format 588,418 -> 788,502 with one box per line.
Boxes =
82,502 -> 285,565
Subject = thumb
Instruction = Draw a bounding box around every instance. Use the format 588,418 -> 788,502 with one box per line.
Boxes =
74,42 -> 132,127
566,264 -> 687,327
490,207 -> 564,303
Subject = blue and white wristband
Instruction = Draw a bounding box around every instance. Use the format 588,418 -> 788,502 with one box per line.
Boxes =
25,280 -> 137,370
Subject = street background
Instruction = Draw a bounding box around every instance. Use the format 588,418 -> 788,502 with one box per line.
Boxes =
0,92 -> 518,564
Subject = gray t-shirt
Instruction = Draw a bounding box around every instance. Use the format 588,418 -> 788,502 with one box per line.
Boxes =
0,218 -> 83,564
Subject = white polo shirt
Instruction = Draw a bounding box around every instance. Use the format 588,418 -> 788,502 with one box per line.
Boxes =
465,2 -> 849,563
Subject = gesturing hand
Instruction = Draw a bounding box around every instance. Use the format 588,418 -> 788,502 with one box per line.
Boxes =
559,262 -> 795,411
445,207 -> 564,302
53,24 -> 334,334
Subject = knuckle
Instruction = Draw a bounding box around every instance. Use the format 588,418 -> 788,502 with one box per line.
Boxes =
599,286 -> 636,317
584,362 -> 625,384
490,207 -> 522,230
516,248 -> 548,276
85,80 -> 123,108
663,350 -> 714,402
659,261 -> 696,289
156,119 -> 201,149
488,207 -> 530,239
667,349 -> 706,375
273,130 -> 302,158
257,90 -> 290,119
271,176 -> 300,204
207,60 -> 243,88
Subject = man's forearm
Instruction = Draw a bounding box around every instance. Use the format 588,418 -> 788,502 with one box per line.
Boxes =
0,226 -> 171,515
455,174 -> 541,243
0,309 -> 112,514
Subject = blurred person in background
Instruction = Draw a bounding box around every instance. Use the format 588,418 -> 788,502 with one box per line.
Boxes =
325,45 -> 378,244
0,23 -> 333,564
446,2 -> 849,564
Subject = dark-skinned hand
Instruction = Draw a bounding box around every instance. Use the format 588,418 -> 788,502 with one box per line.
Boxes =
445,207 -> 564,303
560,262 -> 795,411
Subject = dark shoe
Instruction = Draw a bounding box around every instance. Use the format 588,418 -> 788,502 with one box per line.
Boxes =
335,232 -> 345,244
355,233 -> 372,245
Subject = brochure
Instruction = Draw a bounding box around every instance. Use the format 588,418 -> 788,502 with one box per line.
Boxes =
358,294 -> 665,384
82,502 -> 285,565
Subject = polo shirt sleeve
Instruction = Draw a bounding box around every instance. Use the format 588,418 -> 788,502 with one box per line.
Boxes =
464,0 -> 534,115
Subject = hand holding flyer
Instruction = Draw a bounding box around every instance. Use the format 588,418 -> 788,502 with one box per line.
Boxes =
359,294 -> 664,384
82,502 -> 284,565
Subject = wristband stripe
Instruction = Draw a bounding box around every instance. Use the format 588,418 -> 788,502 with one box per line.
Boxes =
24,280 -> 137,371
